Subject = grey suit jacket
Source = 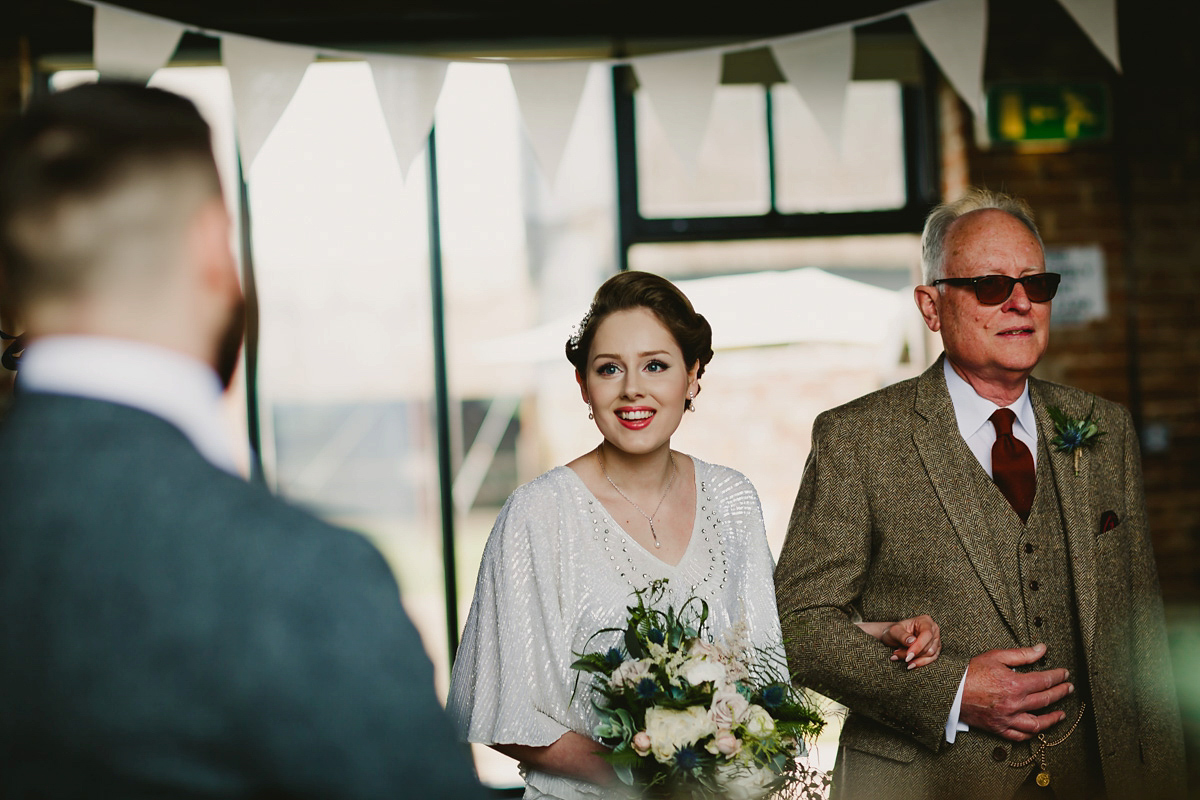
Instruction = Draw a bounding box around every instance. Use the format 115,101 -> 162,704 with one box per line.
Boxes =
774,356 -> 1185,799
0,393 -> 486,799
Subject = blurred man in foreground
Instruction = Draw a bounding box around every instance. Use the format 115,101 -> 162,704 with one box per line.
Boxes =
0,81 -> 485,799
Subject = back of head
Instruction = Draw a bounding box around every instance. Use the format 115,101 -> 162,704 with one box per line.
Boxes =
0,82 -> 222,317
920,187 -> 1043,284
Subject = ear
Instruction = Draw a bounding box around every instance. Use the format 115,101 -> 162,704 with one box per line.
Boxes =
190,197 -> 238,296
575,369 -> 590,405
686,362 -> 699,391
913,285 -> 942,333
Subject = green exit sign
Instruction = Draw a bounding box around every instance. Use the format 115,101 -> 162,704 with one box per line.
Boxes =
986,84 -> 1111,144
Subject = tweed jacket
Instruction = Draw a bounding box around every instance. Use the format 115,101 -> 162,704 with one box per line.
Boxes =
0,393 -> 486,800
774,356 -> 1185,799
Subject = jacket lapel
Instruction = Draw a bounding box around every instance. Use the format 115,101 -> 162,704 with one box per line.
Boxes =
912,358 -> 1022,641
1031,380 -> 1098,658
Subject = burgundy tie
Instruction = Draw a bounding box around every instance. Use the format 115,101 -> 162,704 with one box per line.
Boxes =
990,408 -> 1035,522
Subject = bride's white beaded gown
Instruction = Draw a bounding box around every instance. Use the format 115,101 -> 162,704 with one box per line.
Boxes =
448,456 -> 785,800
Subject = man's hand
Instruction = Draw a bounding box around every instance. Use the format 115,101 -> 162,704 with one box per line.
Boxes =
960,644 -> 1073,741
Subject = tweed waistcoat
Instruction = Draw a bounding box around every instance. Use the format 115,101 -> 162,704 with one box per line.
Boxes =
969,444 -> 1103,799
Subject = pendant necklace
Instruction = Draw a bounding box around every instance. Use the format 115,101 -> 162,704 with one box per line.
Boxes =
597,447 -> 677,549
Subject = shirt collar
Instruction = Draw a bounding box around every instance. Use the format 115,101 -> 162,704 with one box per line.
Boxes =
943,356 -> 1036,441
18,335 -> 240,476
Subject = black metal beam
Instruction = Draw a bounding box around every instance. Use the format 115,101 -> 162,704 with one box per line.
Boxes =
235,153 -> 266,484
426,127 -> 461,665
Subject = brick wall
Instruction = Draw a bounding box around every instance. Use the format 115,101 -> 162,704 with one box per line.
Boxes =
946,0 -> 1199,604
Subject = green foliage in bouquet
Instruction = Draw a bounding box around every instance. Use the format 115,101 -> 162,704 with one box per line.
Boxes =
571,580 -> 828,799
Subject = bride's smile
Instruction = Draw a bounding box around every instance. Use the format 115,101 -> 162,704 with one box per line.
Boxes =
615,407 -> 654,427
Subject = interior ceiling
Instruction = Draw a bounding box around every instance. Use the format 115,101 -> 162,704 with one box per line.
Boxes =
19,0 -> 921,59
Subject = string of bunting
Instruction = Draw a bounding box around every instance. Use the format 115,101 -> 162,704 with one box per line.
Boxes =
72,0 -> 1118,186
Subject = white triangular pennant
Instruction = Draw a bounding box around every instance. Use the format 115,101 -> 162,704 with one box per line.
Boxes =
508,61 -> 593,186
93,4 -> 185,83
632,50 -> 724,172
771,28 -> 854,155
1057,0 -> 1121,72
221,34 -> 314,171
908,0 -> 987,118
366,55 -> 448,181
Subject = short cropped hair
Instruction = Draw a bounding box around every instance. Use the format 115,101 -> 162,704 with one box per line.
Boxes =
565,271 -> 713,409
920,188 -> 1044,285
0,81 -> 222,309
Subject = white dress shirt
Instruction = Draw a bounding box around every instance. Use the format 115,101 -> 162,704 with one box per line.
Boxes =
941,356 -> 1038,743
18,336 -> 241,477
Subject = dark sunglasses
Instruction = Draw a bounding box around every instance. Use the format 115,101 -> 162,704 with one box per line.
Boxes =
931,272 -> 1061,305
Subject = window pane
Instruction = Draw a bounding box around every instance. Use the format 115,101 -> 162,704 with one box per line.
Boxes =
244,61 -> 448,727
436,61 -> 618,790
773,80 -> 906,213
637,85 -> 770,218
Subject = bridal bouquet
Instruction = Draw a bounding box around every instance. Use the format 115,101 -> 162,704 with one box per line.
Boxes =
572,581 -> 828,800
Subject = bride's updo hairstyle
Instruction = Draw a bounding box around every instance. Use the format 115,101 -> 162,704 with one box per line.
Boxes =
565,271 -> 713,410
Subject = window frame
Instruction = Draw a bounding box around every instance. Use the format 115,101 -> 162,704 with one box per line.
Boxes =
611,51 -> 941,271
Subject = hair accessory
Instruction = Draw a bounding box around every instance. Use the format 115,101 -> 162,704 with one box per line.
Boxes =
568,308 -> 593,350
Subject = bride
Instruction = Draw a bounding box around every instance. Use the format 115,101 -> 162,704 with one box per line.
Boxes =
448,271 -> 938,799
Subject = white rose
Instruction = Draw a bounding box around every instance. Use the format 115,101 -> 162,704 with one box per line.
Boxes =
643,706 -> 717,764
610,658 -> 653,689
710,687 -> 750,729
742,704 -> 775,739
682,657 -> 726,687
715,757 -> 778,800
688,638 -> 726,660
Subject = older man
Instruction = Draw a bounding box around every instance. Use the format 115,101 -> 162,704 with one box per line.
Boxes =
0,82 -> 486,798
775,188 -> 1185,799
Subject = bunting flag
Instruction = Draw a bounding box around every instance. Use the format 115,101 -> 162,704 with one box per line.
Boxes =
222,34 -> 315,171
1057,0 -> 1121,72
908,0 -> 988,118
771,28 -> 855,155
508,61 -> 594,186
631,49 -> 724,173
93,3 -> 185,82
68,0 -> 1124,175
366,56 -> 449,181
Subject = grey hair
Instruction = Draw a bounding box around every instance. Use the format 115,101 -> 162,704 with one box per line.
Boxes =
920,187 -> 1044,285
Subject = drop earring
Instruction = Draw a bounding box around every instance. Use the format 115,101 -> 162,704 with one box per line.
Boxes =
587,403 -> 594,420
687,391 -> 697,412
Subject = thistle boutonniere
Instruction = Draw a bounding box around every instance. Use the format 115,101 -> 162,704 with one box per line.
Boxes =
1048,402 -> 1105,476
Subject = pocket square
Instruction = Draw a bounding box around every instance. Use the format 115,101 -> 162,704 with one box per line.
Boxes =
1099,510 -> 1119,534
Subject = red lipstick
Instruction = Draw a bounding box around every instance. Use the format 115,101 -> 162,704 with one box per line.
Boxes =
614,406 -> 655,430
